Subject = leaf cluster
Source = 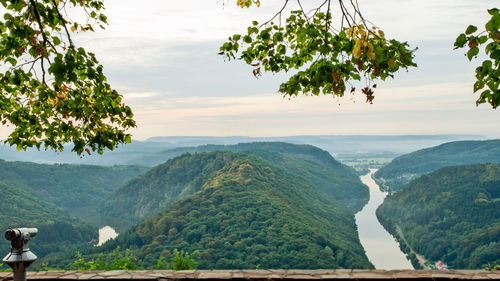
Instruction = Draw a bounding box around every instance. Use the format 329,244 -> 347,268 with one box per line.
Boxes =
155,249 -> 200,270
66,247 -> 140,270
236,0 -> 260,8
0,263 -> 12,272
220,9 -> 417,102
454,8 -> 500,108
0,0 -> 135,155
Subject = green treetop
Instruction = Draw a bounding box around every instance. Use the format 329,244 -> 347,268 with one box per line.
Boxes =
0,0 -> 135,155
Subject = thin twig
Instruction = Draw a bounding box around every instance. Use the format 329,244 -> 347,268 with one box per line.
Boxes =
325,0 -> 331,37
295,0 -> 310,24
259,0 -> 289,28
310,0 -> 329,18
51,0 -> 74,47
29,0 -> 57,52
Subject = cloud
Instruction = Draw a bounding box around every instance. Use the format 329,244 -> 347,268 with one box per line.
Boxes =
4,0 -> 498,141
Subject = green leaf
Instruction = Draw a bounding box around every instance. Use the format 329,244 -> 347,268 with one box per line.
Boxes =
478,35 -> 488,44
243,35 -> 252,43
52,36 -> 61,45
454,33 -> 467,48
467,47 -> 479,61
465,25 -> 478,35
482,60 -> 493,71
491,49 -> 500,61
98,14 -> 107,23
488,8 -> 499,16
485,17 -> 497,32
6,57 -> 17,66
473,80 -> 485,92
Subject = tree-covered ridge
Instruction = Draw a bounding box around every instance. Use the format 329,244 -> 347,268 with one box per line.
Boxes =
376,164 -> 500,269
245,148 -> 367,212
101,142 -> 368,226
133,141 -> 368,212
96,152 -> 373,269
100,152 -> 233,224
0,159 -> 148,210
128,142 -> 349,168
373,139 -> 500,192
0,181 -> 97,260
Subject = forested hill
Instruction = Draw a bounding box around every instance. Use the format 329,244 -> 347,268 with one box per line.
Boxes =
128,142 -> 348,169
373,139 -> 500,192
0,182 -> 97,260
376,164 -> 500,269
96,152 -> 373,269
100,142 -> 368,225
131,142 -> 368,212
0,159 -> 148,213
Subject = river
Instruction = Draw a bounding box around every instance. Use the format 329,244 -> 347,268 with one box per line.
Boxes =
355,169 -> 413,269
97,226 -> 118,246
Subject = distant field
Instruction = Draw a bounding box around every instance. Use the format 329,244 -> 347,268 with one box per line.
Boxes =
337,152 -> 397,173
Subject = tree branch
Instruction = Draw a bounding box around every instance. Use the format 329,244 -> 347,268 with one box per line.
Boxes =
259,0 -> 289,28
29,0 -> 51,83
51,0 -> 74,47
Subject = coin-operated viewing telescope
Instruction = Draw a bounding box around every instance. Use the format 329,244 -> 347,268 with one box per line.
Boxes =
3,228 -> 38,281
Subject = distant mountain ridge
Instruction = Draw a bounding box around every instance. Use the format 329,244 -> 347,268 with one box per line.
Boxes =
100,142 -> 369,227
376,163 -> 500,269
0,134 -> 485,166
373,139 -> 500,192
94,152 -> 373,269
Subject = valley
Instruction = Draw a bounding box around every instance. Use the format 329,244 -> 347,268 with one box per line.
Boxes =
0,136 -> 498,271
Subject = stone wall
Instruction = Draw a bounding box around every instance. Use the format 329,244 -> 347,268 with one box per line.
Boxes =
0,270 -> 499,281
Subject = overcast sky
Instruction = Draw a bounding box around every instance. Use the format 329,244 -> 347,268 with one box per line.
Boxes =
19,0 -> 500,140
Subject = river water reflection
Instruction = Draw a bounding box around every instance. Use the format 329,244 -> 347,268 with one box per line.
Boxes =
355,170 -> 413,269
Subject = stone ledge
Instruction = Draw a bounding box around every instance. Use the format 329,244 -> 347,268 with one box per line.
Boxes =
0,270 -> 498,281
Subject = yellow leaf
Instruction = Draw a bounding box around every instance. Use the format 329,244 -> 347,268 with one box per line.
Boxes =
388,58 -> 396,68
71,25 -> 77,32
353,40 -> 363,59
56,91 -> 67,100
378,30 -> 385,39
367,43 -> 375,60
346,26 -> 358,39
359,29 -> 366,38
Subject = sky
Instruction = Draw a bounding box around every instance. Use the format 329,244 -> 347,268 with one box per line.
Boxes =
29,0 -> 500,140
